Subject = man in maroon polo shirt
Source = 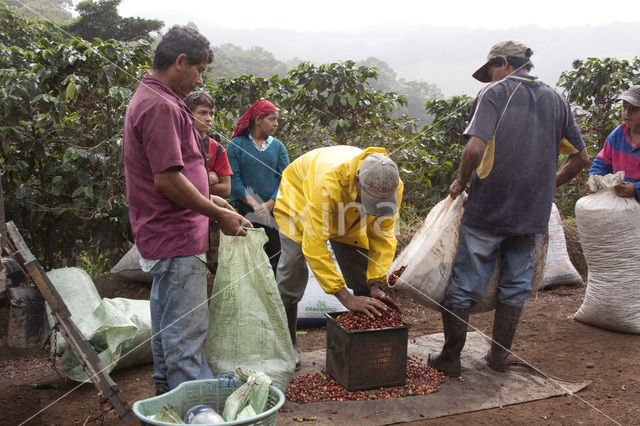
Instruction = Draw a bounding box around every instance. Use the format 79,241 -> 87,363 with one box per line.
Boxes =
123,25 -> 249,394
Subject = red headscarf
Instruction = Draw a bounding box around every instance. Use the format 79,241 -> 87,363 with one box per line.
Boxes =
231,99 -> 278,139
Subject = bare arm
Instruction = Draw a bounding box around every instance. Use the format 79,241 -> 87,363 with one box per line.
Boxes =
556,148 -> 589,187
210,174 -> 231,198
449,136 -> 487,199
154,168 -> 250,235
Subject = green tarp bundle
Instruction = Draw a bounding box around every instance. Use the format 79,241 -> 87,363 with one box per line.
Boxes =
46,267 -> 153,382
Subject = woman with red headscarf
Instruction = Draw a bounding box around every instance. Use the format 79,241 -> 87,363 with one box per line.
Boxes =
227,99 -> 290,274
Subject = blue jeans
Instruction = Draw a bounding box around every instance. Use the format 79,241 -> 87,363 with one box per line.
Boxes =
150,256 -> 213,390
444,224 -> 540,309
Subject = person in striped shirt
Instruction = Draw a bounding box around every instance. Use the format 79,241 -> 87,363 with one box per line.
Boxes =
590,85 -> 640,202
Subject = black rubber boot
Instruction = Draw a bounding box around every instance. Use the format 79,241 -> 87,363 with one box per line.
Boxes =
487,302 -> 523,373
428,306 -> 470,377
285,304 -> 301,370
155,383 -> 169,396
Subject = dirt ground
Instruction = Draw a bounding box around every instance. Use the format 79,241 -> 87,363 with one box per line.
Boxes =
0,226 -> 639,425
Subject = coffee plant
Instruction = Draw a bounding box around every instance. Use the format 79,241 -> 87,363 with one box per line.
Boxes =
1,3 -> 635,273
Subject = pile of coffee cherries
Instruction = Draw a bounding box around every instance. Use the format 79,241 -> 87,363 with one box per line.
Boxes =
388,265 -> 407,286
335,308 -> 404,330
285,358 -> 444,403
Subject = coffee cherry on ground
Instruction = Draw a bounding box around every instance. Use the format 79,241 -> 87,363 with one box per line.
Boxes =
285,358 -> 444,404
388,265 -> 407,286
336,307 -> 403,331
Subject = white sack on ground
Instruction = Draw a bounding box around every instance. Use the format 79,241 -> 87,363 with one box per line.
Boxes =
110,244 -> 153,283
58,297 -> 153,382
573,173 -> 640,334
46,267 -> 152,381
388,194 -> 547,314
297,244 -> 352,325
541,203 -> 583,288
46,267 -> 102,355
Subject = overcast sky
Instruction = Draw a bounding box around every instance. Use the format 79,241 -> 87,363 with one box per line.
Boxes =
119,0 -> 638,31
117,1 -> 639,96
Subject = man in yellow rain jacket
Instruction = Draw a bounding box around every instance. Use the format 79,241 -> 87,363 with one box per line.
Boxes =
274,145 -> 403,368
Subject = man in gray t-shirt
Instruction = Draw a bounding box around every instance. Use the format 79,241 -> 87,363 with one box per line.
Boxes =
428,40 -> 589,377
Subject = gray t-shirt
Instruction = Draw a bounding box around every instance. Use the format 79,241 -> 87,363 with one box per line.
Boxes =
462,74 -> 584,234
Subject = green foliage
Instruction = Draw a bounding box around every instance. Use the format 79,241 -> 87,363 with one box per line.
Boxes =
207,46 -> 441,129
64,0 -> 163,42
8,0 -> 633,272
209,44 -> 291,80
283,61 -> 410,154
4,0 -> 73,23
558,57 -> 640,151
1,4 -> 415,272
207,60 -> 413,160
0,1 -> 65,47
555,56 -> 640,217
1,18 -> 152,270
391,95 -> 473,216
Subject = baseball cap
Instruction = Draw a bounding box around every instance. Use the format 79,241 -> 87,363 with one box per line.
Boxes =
619,85 -> 640,107
473,40 -> 532,83
358,153 -> 400,217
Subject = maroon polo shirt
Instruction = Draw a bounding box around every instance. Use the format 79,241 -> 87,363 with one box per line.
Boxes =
123,74 -> 209,259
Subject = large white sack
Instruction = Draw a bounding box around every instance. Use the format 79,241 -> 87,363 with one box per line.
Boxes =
298,264 -> 351,326
46,268 -> 153,379
47,267 -> 103,355
110,244 -> 153,283
297,244 -> 352,325
388,194 -> 547,314
573,173 -> 640,334
541,204 -> 583,289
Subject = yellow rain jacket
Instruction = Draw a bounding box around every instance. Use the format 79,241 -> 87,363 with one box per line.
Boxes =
274,146 -> 403,295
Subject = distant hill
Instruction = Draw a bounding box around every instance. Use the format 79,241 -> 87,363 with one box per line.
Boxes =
194,21 -> 640,97
208,43 -> 442,127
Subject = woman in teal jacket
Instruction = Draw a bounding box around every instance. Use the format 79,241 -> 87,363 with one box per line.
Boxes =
227,99 -> 290,274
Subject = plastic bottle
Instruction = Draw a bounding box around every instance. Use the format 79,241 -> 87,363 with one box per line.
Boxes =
184,404 -> 225,424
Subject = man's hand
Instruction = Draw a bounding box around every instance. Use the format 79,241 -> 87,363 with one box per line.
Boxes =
210,195 -> 235,210
614,182 -> 636,198
335,288 -> 390,318
217,208 -> 252,236
556,148 -> 589,187
253,199 -> 276,224
449,179 -> 466,200
253,203 -> 270,223
369,284 -> 400,311
448,136 -> 487,200
153,169 -> 250,235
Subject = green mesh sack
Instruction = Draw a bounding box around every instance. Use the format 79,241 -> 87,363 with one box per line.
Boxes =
58,297 -> 153,382
205,228 -> 295,392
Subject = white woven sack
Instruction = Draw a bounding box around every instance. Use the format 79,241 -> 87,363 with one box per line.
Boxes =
541,203 -> 583,288
388,194 -> 466,310
389,194 -> 547,314
573,173 -> 640,334
110,244 -> 153,283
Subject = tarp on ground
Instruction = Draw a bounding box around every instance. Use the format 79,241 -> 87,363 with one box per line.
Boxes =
280,332 -> 588,425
